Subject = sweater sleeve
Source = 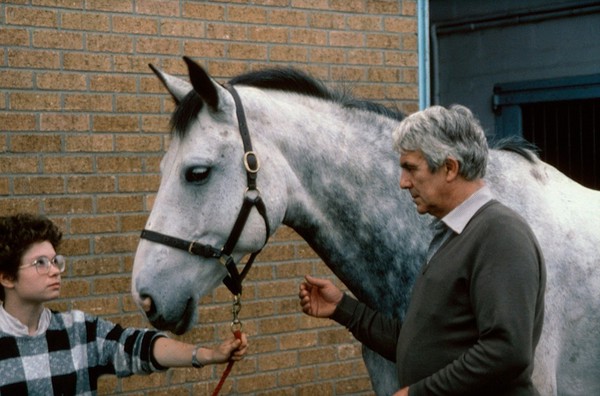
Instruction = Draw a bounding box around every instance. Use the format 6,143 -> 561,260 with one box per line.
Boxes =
91,314 -> 168,376
409,211 -> 545,395
331,294 -> 401,362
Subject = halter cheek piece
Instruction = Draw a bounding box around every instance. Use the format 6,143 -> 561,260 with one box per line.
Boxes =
140,83 -> 270,296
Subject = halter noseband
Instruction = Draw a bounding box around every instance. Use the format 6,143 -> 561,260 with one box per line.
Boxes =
140,83 -> 270,296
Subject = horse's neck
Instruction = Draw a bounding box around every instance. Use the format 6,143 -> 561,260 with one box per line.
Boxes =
261,97 -> 429,314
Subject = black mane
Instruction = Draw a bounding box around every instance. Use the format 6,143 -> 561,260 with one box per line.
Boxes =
490,136 -> 540,163
229,68 -> 405,121
170,68 -> 404,136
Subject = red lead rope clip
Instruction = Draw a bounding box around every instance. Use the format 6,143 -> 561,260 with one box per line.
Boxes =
212,295 -> 243,396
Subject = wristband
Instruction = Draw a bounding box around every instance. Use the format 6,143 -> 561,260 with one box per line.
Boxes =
191,344 -> 204,368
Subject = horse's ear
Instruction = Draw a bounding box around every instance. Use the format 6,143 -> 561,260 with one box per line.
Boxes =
149,63 -> 192,104
183,56 -> 220,111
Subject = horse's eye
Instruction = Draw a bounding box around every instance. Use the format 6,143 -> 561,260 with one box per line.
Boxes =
184,167 -> 210,184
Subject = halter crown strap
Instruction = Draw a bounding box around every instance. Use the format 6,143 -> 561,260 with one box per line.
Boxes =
140,83 -> 269,296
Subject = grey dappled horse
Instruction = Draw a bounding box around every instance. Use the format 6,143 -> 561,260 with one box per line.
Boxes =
132,57 -> 600,395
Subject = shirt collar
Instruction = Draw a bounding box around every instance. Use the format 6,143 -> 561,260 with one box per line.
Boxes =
0,304 -> 51,337
441,185 -> 494,234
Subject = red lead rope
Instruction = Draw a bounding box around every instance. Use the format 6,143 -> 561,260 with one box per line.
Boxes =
211,329 -> 242,396
212,295 -> 243,396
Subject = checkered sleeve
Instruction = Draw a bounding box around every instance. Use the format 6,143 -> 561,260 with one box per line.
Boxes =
82,311 -> 168,377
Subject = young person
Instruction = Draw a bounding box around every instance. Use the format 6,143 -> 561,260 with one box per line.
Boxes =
299,105 -> 546,395
0,213 -> 248,395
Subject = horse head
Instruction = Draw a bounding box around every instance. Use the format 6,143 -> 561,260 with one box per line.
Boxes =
132,57 -> 284,334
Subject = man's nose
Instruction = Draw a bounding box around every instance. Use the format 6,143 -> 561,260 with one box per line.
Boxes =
399,171 -> 411,189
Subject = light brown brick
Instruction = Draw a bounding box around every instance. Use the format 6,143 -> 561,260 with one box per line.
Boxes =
96,156 -> 143,173
229,6 -> 268,24
41,114 -> 90,132
269,9 -> 308,26
6,6 -> 57,27
66,134 -> 114,152
72,296 -> 120,315
90,75 -> 137,93
36,72 -> 86,90
183,3 -> 225,21
67,175 -> 116,193
8,49 -> 60,69
13,176 -> 65,195
93,115 -> 138,133
43,156 -> 93,174
236,373 -> 278,393
86,0 -> 132,13
0,113 -> 36,131
59,279 -> 91,299
86,34 -> 134,53
61,12 -> 110,31
228,43 -> 267,61
330,31 -> 365,47
43,196 -> 94,214
64,94 -> 113,112
310,47 -> 346,64
93,275 -> 131,294
136,37 -> 180,54
0,70 -> 33,89
117,174 -> 160,192
0,156 -> 38,173
115,135 -> 162,152
32,30 -> 83,50
10,92 -> 61,111
278,366 -> 317,386
0,27 -> 29,45
97,195 -> 144,213
160,19 -> 205,38
63,53 -> 111,72
0,178 -> 9,195
137,0 -> 180,17
94,234 -> 139,253
249,26 -> 288,43
206,23 -> 247,41
10,134 -> 61,152
385,16 -> 418,33
70,216 -> 120,236
69,254 -> 121,276
0,197 -> 39,216
115,95 -> 160,113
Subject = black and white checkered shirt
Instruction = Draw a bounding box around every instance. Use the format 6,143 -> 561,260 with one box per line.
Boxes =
0,309 -> 166,395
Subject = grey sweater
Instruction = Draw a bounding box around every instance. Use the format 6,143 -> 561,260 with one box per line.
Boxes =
332,201 -> 546,395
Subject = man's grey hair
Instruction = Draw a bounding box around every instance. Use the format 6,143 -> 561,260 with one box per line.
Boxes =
392,104 -> 489,180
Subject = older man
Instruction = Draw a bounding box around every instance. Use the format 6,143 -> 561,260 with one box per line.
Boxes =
299,105 -> 546,395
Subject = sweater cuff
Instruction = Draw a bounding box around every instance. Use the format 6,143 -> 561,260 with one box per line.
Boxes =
330,293 -> 359,327
149,333 -> 169,371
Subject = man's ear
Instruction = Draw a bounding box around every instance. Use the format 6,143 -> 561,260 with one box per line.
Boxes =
444,157 -> 460,181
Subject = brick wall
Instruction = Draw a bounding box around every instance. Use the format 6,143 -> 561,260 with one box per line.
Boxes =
1,1 -> 418,394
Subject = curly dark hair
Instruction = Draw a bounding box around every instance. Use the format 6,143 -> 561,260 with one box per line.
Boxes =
0,213 -> 62,300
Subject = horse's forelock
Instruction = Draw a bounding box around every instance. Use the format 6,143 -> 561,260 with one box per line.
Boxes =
170,90 -> 204,138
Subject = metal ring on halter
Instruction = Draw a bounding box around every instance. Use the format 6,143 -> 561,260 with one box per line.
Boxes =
243,151 -> 260,173
243,186 -> 261,200
230,319 -> 243,333
230,294 -> 243,333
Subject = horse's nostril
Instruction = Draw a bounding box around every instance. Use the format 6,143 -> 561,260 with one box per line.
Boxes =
140,295 -> 154,314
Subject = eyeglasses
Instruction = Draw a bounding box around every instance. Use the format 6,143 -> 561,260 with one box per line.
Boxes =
20,255 -> 66,275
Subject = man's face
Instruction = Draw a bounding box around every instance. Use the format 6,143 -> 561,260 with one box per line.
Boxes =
399,150 -> 448,218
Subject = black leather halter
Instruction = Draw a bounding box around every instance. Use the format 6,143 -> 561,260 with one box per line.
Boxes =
140,83 -> 270,296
